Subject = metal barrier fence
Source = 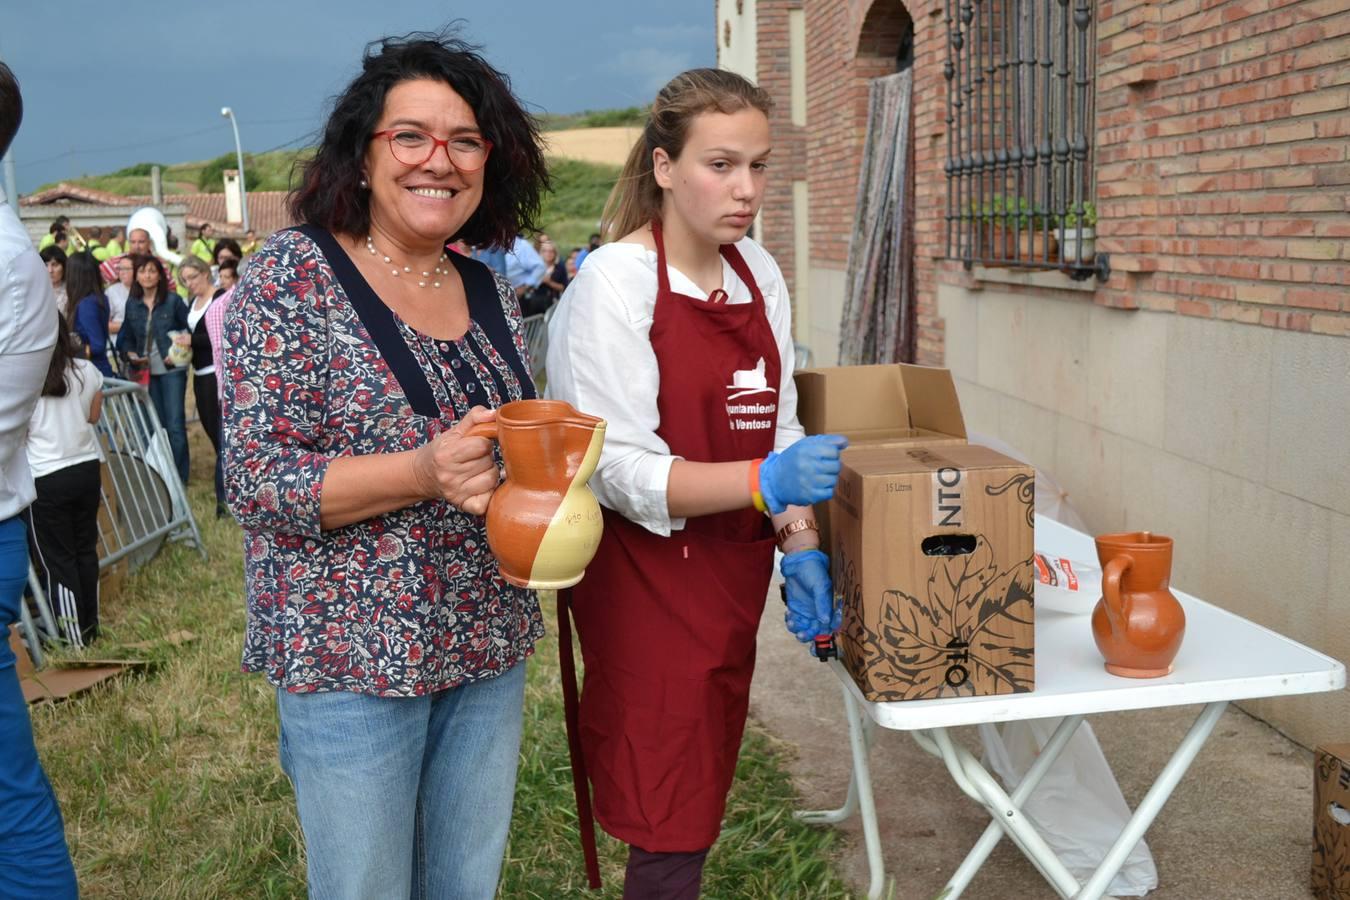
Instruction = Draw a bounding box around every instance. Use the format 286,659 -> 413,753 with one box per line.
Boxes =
21,377 -> 205,665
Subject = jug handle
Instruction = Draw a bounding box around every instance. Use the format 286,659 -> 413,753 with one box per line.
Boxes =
464,422 -> 499,442
1101,554 -> 1133,629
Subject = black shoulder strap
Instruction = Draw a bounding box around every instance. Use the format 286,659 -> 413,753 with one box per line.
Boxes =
295,224 -> 440,418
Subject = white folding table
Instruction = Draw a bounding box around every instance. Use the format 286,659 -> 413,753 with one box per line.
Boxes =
799,514 -> 1345,899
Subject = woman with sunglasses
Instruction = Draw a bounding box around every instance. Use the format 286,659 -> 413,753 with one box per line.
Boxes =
220,30 -> 549,900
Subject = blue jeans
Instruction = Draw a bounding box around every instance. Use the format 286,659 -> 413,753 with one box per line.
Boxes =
0,516 -> 78,899
276,662 -> 527,899
148,367 -> 189,483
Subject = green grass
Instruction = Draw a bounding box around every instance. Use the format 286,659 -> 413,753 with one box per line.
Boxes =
31,429 -> 852,898
538,157 -> 620,251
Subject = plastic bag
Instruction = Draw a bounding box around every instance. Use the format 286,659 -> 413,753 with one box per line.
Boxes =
967,431 -> 1158,895
166,329 -> 192,368
980,718 -> 1159,895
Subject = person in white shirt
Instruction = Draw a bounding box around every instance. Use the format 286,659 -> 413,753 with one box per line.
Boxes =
104,254 -> 134,336
0,58 -> 80,900
544,68 -> 846,897
24,312 -> 104,647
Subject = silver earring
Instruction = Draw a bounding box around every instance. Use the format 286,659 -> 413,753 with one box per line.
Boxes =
359,178 -> 369,189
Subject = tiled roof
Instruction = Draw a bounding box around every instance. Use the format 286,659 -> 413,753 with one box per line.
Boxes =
21,182 -> 135,207
20,183 -> 295,238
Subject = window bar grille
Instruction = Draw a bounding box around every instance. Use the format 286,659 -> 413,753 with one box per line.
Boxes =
944,0 -> 1108,280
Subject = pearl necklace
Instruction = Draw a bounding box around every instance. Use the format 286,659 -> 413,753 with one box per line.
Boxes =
365,234 -> 450,289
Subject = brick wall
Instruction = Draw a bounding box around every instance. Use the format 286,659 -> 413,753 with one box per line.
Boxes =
755,0 -> 805,301
749,0 -> 1349,367
754,0 -> 953,365
1091,0 -> 1350,336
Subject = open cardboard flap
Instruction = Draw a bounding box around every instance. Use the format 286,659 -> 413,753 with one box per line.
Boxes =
9,626 -> 149,704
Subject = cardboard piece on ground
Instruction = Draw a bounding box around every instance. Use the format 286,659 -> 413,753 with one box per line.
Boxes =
793,363 -> 969,553
1313,744 -> 1350,899
831,443 -> 1036,702
8,626 -> 146,705
124,629 -> 197,651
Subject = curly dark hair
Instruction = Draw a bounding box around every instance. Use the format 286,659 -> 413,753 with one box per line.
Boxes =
289,28 -> 550,248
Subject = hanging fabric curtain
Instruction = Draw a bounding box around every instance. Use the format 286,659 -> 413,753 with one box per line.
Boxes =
837,69 -> 915,365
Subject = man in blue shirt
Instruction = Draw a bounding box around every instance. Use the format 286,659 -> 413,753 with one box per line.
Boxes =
505,235 -> 547,302
574,232 -> 602,271
470,244 -> 508,277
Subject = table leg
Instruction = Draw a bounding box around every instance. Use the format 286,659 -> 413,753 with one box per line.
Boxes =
795,667 -> 886,899
934,715 -> 1086,899
795,679 -> 867,825
1074,700 -> 1227,900
918,728 -> 1083,897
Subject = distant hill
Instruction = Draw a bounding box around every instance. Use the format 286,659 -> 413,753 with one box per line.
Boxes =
38,141 -> 619,251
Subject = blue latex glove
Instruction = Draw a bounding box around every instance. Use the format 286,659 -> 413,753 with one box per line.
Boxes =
758,434 -> 849,514
780,549 -> 841,643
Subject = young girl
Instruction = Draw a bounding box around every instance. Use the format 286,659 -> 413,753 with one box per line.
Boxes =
25,313 -> 104,646
546,68 -> 846,897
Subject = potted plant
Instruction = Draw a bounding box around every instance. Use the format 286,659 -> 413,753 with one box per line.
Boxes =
1060,202 -> 1097,264
971,196 -> 1057,265
1012,197 -> 1057,261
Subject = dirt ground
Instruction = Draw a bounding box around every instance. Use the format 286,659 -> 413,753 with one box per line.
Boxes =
543,126 -> 642,166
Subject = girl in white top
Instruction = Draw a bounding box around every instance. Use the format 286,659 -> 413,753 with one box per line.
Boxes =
25,314 -> 104,647
545,68 -> 847,896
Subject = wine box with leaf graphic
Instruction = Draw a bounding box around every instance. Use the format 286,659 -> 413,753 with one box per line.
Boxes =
831,443 -> 1036,702
1313,744 -> 1350,899
794,363 -> 970,555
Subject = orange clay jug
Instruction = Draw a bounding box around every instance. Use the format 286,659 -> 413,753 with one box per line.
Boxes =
1091,531 -> 1186,678
467,400 -> 606,590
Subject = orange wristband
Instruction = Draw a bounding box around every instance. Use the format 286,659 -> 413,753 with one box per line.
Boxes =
748,458 -> 768,514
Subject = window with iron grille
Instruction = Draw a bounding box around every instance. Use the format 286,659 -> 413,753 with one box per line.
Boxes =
944,0 -> 1106,280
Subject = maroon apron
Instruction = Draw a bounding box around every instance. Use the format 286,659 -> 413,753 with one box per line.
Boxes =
566,220 -> 782,853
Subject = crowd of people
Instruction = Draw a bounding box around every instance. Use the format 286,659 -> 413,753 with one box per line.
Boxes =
2,28 -> 847,900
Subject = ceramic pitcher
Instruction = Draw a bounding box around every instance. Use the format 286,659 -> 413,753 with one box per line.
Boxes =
467,400 -> 606,590
1091,531 -> 1186,678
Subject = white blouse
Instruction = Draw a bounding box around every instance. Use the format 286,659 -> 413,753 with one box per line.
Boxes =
545,236 -> 806,536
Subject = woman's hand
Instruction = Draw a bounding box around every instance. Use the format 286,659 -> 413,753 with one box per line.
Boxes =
412,406 -> 500,515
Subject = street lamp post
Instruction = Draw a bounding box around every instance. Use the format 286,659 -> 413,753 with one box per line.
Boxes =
220,107 -> 250,232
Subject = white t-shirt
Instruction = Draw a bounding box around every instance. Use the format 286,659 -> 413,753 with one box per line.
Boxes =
105,282 -> 130,327
544,235 -> 805,536
26,359 -> 105,479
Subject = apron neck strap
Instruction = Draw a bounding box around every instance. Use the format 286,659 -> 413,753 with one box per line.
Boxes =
651,218 -> 748,302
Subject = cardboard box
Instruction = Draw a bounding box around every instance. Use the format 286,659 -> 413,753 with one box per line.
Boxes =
793,364 -> 968,552
1314,744 -> 1350,899
831,443 -> 1036,702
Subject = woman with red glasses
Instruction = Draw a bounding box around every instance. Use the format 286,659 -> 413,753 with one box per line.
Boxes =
546,68 -> 846,897
219,30 -> 549,899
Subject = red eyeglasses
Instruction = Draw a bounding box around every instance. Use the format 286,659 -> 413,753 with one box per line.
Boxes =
372,129 -> 493,171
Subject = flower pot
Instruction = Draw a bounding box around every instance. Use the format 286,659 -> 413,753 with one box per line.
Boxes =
1018,230 -> 1057,261
1062,227 -> 1096,265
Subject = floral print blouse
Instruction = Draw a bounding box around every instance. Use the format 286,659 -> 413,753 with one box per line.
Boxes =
221,226 -> 543,696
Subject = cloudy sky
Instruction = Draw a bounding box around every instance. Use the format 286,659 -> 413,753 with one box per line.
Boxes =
1,1 -> 713,193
